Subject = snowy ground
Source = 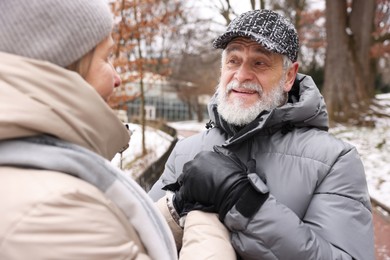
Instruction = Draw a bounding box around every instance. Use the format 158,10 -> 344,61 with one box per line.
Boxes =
112,93 -> 390,210
329,93 -> 390,210
111,124 -> 174,179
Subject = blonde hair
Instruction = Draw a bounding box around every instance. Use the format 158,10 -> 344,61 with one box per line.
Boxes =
66,47 -> 95,78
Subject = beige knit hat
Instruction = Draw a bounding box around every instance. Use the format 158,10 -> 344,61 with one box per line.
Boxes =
0,0 -> 113,67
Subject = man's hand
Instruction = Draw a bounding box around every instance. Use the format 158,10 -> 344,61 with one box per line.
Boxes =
164,146 -> 268,222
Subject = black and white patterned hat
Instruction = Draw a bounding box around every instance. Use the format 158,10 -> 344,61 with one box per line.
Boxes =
213,10 -> 299,62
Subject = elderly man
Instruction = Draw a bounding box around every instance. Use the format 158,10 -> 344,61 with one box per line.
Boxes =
150,10 -> 374,260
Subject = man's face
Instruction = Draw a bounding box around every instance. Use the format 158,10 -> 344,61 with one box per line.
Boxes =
217,37 -> 293,126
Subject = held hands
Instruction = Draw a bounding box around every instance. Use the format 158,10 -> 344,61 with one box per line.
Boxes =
163,146 -> 268,222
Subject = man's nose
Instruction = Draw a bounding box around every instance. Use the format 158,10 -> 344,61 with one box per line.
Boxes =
235,63 -> 254,83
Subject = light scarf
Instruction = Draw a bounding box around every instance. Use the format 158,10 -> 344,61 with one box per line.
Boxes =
0,135 -> 177,260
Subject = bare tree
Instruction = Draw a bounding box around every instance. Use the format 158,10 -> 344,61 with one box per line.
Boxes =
323,0 -> 376,124
181,0 -> 389,126
110,0 -> 182,155
166,2 -> 223,122
371,0 -> 390,91
250,0 -> 266,9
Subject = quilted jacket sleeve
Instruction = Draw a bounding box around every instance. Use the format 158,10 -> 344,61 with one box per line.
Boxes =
149,130 -> 226,202
149,146 -> 180,201
224,147 -> 374,260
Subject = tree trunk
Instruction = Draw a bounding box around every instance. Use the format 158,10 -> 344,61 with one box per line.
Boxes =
195,101 -> 204,122
133,1 -> 147,156
187,98 -> 193,120
323,0 -> 374,124
350,0 -> 376,98
250,0 -> 265,10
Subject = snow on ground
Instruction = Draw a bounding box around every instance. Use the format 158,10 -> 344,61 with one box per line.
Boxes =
329,93 -> 390,209
113,93 -> 390,210
111,123 -> 174,179
330,125 -> 390,209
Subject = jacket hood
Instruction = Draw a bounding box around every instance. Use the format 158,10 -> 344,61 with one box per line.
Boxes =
0,52 -> 130,160
208,74 -> 329,143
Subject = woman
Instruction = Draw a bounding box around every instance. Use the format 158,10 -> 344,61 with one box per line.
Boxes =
0,0 -> 235,259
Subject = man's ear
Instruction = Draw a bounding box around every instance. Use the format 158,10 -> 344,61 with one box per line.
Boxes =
283,62 -> 299,92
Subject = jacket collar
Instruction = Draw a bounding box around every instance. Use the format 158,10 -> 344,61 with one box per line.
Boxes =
208,73 -> 329,146
0,52 -> 129,160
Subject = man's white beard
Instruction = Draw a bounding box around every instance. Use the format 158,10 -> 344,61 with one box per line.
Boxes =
217,75 -> 287,126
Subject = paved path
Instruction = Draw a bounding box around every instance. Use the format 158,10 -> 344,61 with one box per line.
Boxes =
373,204 -> 390,260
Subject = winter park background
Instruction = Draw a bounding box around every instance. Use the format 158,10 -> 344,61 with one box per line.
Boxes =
112,92 -> 390,214
111,92 -> 390,259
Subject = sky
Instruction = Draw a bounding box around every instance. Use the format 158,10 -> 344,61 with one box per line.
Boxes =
112,92 -> 390,212
191,0 -> 325,24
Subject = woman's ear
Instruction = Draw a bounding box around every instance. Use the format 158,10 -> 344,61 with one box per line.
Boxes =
283,62 -> 299,92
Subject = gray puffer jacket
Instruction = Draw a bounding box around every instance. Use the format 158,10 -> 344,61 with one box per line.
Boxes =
149,74 -> 374,260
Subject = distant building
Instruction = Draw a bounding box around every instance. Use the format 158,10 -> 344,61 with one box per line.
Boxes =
119,72 -> 208,122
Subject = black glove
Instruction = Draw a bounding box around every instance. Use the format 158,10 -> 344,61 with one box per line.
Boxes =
163,146 -> 268,222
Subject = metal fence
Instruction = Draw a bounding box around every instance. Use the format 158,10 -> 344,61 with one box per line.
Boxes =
126,96 -> 192,122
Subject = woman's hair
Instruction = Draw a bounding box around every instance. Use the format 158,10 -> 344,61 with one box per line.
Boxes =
66,47 -> 95,78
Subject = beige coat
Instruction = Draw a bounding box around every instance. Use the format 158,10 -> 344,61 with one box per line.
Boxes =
0,52 -> 235,259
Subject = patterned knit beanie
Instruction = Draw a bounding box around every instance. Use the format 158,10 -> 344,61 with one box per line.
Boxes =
213,10 -> 299,62
0,0 -> 113,67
